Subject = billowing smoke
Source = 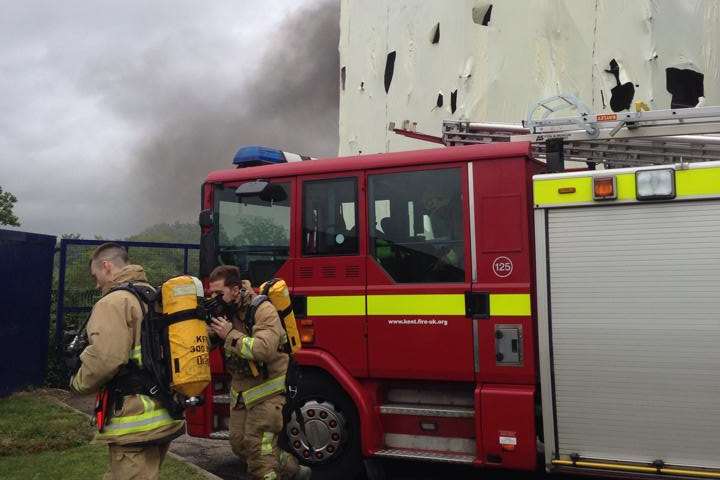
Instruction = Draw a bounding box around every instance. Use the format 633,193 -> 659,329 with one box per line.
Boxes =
99,1 -> 340,228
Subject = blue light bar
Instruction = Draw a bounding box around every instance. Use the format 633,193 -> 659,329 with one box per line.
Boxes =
233,146 -> 286,168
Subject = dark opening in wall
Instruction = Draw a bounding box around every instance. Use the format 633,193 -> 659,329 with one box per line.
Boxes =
473,4 -> 493,26
340,66 -> 346,91
451,89 -> 458,113
436,93 -> 444,108
604,59 -> 634,112
432,23 -> 440,44
666,67 -> 704,108
384,51 -> 396,94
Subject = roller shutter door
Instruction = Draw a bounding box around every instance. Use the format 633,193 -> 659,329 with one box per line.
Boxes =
547,200 -> 720,468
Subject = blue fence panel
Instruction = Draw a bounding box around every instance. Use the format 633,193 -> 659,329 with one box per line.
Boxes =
0,229 -> 56,397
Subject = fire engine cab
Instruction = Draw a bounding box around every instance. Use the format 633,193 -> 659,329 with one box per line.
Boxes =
189,97 -> 720,480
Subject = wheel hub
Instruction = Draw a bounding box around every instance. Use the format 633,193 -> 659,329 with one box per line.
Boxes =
286,400 -> 346,464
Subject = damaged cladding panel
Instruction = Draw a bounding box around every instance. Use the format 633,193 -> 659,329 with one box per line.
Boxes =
338,0 -> 720,155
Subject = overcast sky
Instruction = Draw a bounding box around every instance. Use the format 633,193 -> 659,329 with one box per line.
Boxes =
0,0 -> 339,239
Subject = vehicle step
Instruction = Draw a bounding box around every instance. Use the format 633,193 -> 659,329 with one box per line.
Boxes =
374,448 -> 475,464
209,430 -> 230,440
380,403 -> 474,418
213,394 -> 232,405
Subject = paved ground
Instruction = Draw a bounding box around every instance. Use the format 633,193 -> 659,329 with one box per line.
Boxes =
48,389 -> 597,480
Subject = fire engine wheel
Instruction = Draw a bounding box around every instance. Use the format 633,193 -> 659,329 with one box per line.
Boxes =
283,369 -> 362,480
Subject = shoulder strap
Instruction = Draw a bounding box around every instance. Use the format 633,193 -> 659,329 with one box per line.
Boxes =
107,283 -> 160,366
107,282 -> 157,313
261,278 -> 279,297
251,294 -> 269,308
244,294 -> 268,329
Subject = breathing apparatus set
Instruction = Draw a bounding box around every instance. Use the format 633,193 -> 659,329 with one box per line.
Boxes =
67,276 -> 212,431
67,274 -> 302,433
203,278 -> 301,378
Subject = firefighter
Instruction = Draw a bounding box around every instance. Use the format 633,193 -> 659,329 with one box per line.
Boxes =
208,265 -> 311,480
70,243 -> 184,480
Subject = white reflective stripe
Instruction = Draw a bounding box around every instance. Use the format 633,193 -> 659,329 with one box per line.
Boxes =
240,336 -> 255,360
241,375 -> 286,407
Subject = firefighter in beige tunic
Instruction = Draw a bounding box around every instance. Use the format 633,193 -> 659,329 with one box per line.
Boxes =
208,265 -> 311,480
70,243 -> 184,480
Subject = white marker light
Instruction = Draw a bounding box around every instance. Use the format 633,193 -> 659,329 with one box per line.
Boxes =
636,169 -> 675,200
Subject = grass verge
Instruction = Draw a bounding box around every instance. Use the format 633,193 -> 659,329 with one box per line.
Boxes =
0,392 -> 206,480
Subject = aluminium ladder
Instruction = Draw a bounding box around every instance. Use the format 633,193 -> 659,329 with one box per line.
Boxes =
423,95 -> 720,168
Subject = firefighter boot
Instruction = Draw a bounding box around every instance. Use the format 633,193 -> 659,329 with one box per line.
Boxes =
293,465 -> 312,480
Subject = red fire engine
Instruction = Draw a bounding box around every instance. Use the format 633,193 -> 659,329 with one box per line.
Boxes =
188,100 -> 720,480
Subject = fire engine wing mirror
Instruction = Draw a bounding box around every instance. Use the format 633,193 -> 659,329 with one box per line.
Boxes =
198,209 -> 213,228
235,181 -> 287,203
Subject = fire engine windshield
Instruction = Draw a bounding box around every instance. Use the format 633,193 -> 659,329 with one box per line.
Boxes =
215,182 -> 291,285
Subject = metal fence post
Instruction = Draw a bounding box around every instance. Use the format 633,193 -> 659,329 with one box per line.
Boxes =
184,248 -> 189,274
55,239 -> 67,347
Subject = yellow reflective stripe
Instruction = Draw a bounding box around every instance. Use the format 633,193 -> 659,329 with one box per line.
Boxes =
533,173 -> 636,206
99,407 -> 178,436
615,173 -> 636,200
230,386 -> 239,405
535,165 -> 720,207
241,375 -> 286,408
261,432 -> 274,455
490,294 -> 531,316
305,294 -> 531,316
130,345 -> 142,367
533,176 -> 592,205
139,395 -> 153,413
676,166 -> 720,197
99,417 -> 182,437
104,407 -> 169,425
307,296 -> 365,316
240,336 -> 255,360
367,294 -> 465,316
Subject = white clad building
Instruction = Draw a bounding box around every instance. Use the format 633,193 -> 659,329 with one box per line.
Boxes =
338,0 -> 720,155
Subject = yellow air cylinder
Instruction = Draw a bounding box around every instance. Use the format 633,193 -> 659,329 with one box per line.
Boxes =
260,278 -> 301,354
162,276 -> 211,397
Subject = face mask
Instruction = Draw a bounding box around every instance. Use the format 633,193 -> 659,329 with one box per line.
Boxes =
205,294 -> 238,318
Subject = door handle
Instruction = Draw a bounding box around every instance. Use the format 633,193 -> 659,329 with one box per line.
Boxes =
465,292 -> 489,318
291,294 -> 307,318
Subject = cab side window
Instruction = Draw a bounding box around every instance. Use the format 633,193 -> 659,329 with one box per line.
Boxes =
302,177 -> 358,256
368,168 -> 465,283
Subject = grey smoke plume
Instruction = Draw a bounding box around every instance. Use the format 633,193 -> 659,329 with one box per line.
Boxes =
94,1 -> 340,228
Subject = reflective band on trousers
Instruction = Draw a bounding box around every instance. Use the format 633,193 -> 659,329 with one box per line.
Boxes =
238,375 -> 286,408
230,386 -> 240,406
240,336 -> 255,360
261,432 -> 274,455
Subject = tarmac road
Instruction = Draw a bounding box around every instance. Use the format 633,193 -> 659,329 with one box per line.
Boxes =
169,433 -> 601,480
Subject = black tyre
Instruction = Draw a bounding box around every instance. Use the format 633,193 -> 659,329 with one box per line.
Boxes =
282,368 -> 363,480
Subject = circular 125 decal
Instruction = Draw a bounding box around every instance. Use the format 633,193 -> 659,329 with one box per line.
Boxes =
492,256 -> 513,278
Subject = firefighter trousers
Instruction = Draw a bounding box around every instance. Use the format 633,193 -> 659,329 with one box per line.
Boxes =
229,395 -> 300,480
102,441 -> 170,480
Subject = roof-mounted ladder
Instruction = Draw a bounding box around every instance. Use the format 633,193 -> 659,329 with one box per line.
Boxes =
398,95 -> 720,170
